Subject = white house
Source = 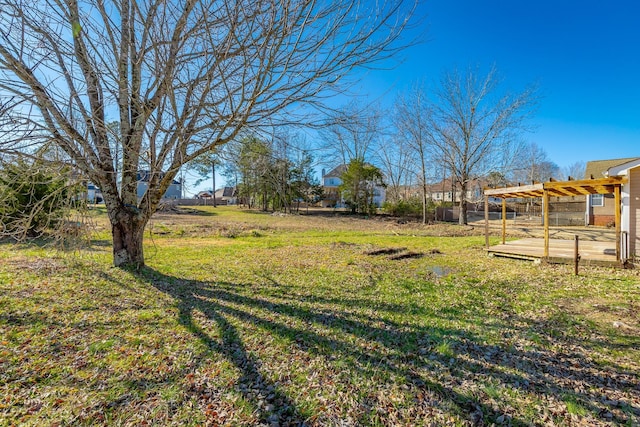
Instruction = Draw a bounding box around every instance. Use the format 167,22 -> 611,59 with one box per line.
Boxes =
86,183 -> 103,203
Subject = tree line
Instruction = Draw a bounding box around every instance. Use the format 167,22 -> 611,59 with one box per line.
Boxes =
316,66 -> 585,225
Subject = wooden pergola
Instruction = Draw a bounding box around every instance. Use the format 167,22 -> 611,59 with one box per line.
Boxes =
483,176 -> 627,261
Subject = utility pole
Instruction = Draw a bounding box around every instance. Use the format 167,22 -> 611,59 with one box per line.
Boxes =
212,161 -> 217,208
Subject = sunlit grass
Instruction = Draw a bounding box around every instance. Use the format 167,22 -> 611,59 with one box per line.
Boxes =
1,206 -> 638,426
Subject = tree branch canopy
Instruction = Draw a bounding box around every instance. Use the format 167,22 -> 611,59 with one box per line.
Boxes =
393,66 -> 537,225
0,0 -> 416,266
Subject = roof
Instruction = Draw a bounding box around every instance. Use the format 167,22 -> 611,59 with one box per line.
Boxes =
137,170 -> 181,185
584,158 -> 639,179
323,165 -> 348,178
214,187 -> 236,198
426,177 -> 486,193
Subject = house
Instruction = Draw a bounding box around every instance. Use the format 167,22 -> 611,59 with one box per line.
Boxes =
425,177 -> 485,204
214,186 -> 238,205
584,158 -> 639,226
588,157 -> 640,259
195,190 -> 213,199
320,165 -> 386,208
321,165 -> 347,207
137,171 -> 182,200
86,183 -> 103,203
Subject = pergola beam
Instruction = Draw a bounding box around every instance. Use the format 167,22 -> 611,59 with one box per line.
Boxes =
484,176 -> 627,199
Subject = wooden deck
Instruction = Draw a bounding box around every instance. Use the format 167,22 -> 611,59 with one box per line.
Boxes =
488,238 -> 618,266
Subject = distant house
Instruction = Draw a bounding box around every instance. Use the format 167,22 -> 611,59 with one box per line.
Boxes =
321,165 -> 347,208
214,186 -> 238,205
320,164 -> 386,208
137,171 -> 182,200
195,187 -> 237,205
86,183 -> 103,203
584,158 -> 640,226
195,190 -> 213,199
425,177 -> 485,204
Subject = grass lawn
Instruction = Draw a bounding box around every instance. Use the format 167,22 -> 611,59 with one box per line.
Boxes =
1,206 -> 638,426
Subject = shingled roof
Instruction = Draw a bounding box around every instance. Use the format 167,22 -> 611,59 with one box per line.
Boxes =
584,157 -> 640,180
323,164 -> 348,178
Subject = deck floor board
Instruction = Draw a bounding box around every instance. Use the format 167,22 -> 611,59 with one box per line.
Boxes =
488,238 -> 617,265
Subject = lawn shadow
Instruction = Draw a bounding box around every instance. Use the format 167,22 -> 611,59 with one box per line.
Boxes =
214,281 -> 639,424
133,269 -> 640,425
140,268 -> 307,425
8,261 -> 636,425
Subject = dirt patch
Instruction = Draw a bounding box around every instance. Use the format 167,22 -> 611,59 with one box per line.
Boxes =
389,251 -> 424,260
365,247 -> 407,256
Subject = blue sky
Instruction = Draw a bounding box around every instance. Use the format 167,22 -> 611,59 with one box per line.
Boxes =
192,0 -> 639,194
356,0 -> 640,169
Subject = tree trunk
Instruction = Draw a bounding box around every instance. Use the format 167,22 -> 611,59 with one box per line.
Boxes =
422,181 -> 428,224
458,181 -> 468,225
111,209 -> 147,268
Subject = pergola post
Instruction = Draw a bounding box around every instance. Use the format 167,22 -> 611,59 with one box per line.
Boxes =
501,198 -> 507,245
484,195 -> 489,249
615,185 -> 621,261
543,189 -> 549,258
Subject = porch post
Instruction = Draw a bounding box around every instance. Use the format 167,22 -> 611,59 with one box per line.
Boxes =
484,194 -> 489,249
501,198 -> 507,244
615,186 -> 621,261
543,189 -> 549,258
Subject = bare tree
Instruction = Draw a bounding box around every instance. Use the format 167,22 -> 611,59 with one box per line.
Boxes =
563,161 -> 586,180
320,101 -> 384,167
376,133 -> 416,204
394,84 -> 433,223
428,66 -> 537,224
511,142 -> 560,184
0,0 -> 416,267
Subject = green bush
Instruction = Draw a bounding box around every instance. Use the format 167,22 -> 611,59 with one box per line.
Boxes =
382,198 -> 423,217
382,197 -> 445,220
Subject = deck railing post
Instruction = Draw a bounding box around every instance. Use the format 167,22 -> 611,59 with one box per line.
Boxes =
501,198 -> 506,245
574,235 -> 580,275
615,185 -> 621,261
543,189 -> 549,259
484,195 -> 489,249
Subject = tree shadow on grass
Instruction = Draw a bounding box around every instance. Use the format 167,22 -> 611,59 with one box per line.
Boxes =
135,269 -> 639,426
141,268 -> 495,425
4,258 -> 639,425
137,267 -> 640,426
139,268 -> 307,426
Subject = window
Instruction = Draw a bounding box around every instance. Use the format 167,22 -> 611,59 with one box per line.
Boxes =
591,194 -> 604,207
